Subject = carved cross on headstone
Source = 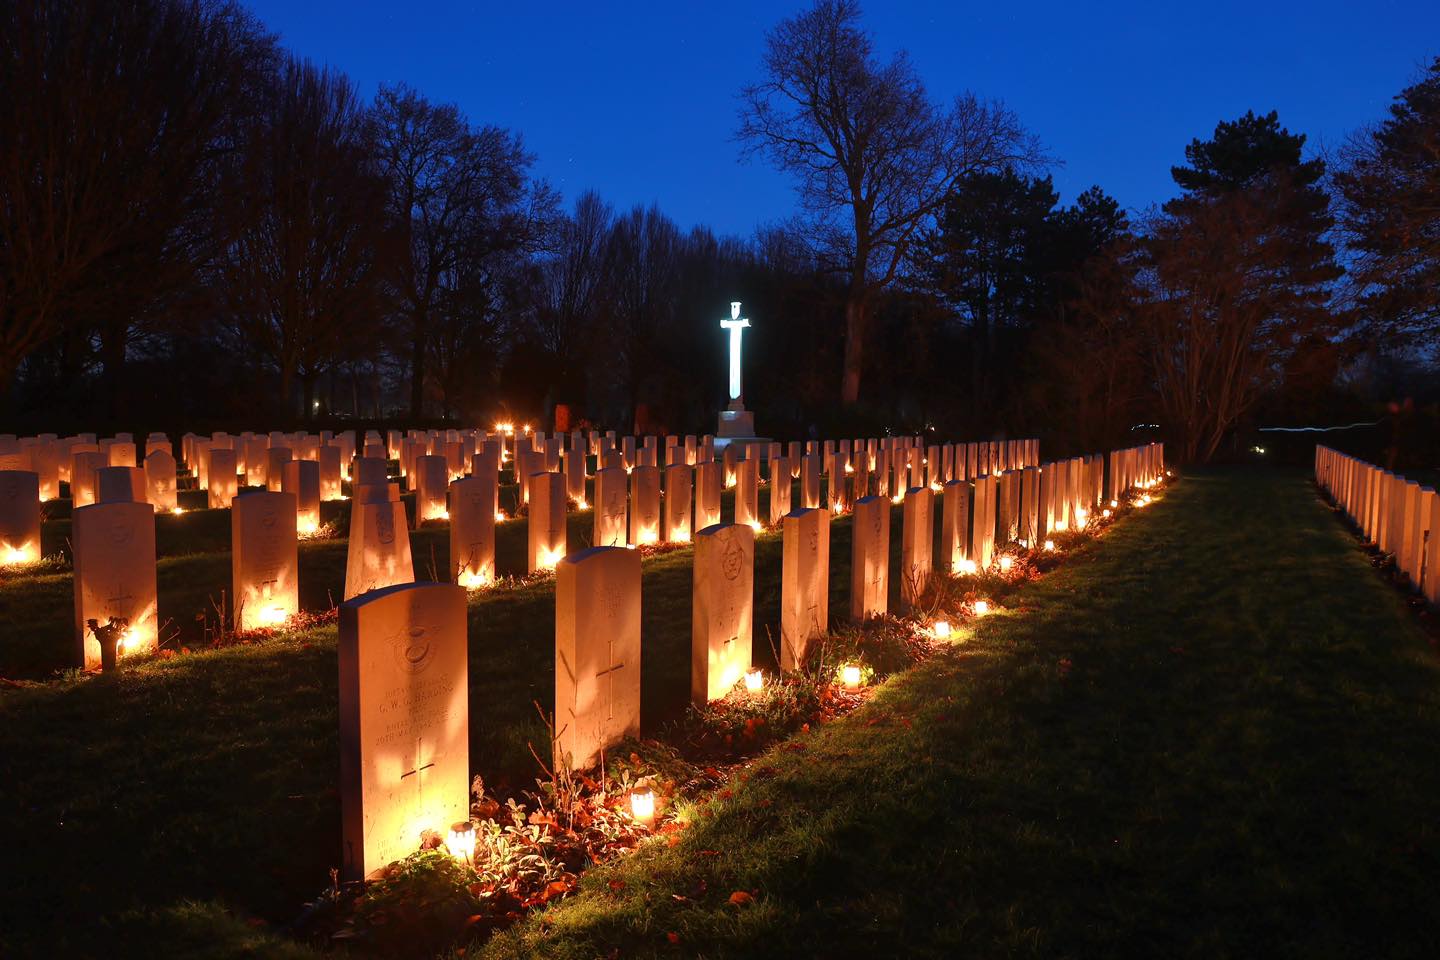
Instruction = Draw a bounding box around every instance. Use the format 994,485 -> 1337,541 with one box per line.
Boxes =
596,627 -> 626,722
400,737 -> 436,810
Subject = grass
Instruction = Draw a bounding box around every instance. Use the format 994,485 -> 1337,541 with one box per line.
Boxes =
5,467 -> 1436,957
476,467 -> 1440,959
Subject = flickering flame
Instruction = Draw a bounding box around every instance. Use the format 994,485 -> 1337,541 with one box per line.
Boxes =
2,545 -> 31,565
259,604 -> 289,627
1043,539 -> 1056,552
522,424 -> 532,434
170,507 -> 185,516
973,600 -> 990,617
1109,499 -> 1119,508
637,528 -> 658,545
298,518 -> 320,537
1053,521 -> 1068,532
891,494 -> 903,504
932,620 -> 952,639
1075,507 -> 1088,526
115,626 -> 137,656
747,521 -> 763,533
576,499 -> 590,510
495,511 -> 507,523
629,788 -> 656,825
929,482 -> 942,493
440,509 -> 450,520
1102,508 -> 1112,518
832,501 -> 844,515
745,669 -> 764,693
1139,494 -> 1153,506
845,463 -> 854,474
537,546 -> 565,570
448,820 -> 476,864
458,569 -> 490,590
496,422 -> 514,434
841,663 -> 863,688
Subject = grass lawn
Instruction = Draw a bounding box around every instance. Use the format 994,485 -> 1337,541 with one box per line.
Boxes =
479,467 -> 1440,959
4,466 -> 1436,957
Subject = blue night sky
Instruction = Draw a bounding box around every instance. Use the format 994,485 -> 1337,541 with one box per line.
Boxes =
245,0 -> 1440,237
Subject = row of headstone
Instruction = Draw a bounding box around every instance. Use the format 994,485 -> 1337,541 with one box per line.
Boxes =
1316,445 -> 1439,604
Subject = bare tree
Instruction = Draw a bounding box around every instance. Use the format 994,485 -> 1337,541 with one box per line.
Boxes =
370,85 -> 545,418
738,0 -> 1039,405
217,57 -> 386,419
0,0 -> 272,414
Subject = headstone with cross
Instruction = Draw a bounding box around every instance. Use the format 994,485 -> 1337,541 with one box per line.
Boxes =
901,487 -> 932,608
695,460 -> 723,530
528,471 -> 568,573
664,463 -> 693,543
412,454 -> 449,527
208,447 -> 239,508
781,507 -> 830,671
448,475 -> 496,587
345,482 -> 414,600
554,546 -> 641,770
339,580 -> 468,881
629,465 -> 662,546
942,479 -> 971,570
850,495 -> 890,620
692,522 -> 754,704
145,450 -> 178,513
593,466 -> 628,547
72,500 -> 157,669
769,456 -> 792,526
734,456 -> 760,529
232,490 -> 299,631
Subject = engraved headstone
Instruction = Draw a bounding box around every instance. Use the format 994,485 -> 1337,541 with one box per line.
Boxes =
850,495 -> 889,620
692,523 -> 754,704
232,490 -> 299,631
554,546 -> 641,769
72,500 -> 158,668
780,507 -> 829,671
339,581 -> 468,881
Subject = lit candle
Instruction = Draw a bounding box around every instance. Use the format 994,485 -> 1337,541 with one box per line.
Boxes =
744,668 -> 764,693
959,559 -> 978,575
973,599 -> 990,617
630,787 -> 656,826
448,820 -> 476,864
998,555 -> 1013,573
841,663 -> 862,688
1043,540 -> 1055,552
932,620 -> 951,639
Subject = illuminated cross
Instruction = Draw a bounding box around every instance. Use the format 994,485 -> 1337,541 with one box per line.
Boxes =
720,301 -> 750,404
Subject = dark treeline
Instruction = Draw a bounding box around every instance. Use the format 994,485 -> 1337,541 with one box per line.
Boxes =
2,0 -> 1438,463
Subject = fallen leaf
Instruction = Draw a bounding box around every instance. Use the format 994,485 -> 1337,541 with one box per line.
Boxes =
667,932 -> 681,944
728,890 -> 754,907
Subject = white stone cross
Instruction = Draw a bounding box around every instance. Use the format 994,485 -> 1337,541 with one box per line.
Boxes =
720,301 -> 750,403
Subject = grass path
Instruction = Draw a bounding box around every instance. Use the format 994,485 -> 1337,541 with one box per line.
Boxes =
480,467 -> 1440,959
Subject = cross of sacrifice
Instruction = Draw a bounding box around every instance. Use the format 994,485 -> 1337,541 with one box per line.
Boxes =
720,301 -> 750,403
